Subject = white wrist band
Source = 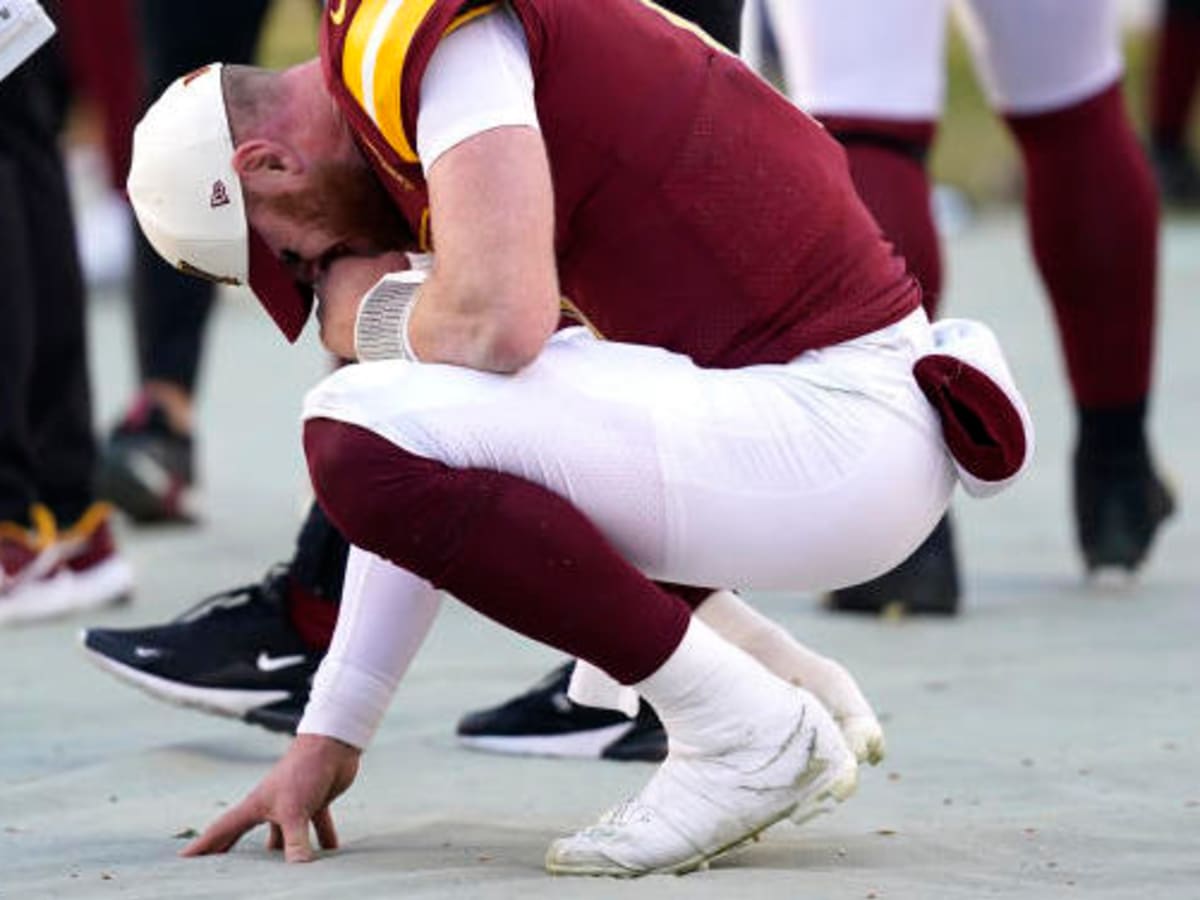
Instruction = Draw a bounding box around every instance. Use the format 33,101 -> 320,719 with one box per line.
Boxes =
354,270 -> 426,362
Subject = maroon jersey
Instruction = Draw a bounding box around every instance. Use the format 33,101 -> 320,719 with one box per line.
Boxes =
321,0 -> 920,367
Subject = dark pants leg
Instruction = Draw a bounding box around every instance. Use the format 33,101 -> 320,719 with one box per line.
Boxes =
0,41 -> 96,524
131,0 -> 273,391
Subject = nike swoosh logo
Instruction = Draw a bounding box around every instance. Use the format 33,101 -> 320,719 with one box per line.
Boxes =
257,651 -> 308,673
134,646 -> 163,659
329,0 -> 348,26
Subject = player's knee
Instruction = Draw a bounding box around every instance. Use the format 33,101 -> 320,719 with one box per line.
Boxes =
302,417 -> 503,578
303,418 -> 411,551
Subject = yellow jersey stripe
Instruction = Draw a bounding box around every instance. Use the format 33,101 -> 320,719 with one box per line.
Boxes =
342,0 -> 391,111
445,2 -> 501,37
366,0 -> 440,162
350,1 -> 505,165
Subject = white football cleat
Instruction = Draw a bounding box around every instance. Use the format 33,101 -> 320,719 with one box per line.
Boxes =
545,686 -> 858,877
790,655 -> 886,766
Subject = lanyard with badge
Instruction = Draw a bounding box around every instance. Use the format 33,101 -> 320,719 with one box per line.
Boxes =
0,0 -> 55,83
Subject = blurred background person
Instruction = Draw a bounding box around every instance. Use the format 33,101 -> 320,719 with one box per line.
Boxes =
742,0 -> 1175,616
81,0 -> 344,734
0,0 -> 132,627
1148,0 -> 1200,206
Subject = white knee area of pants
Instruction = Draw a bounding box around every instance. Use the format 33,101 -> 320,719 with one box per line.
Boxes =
303,314 -> 953,595
303,330 -> 674,573
759,0 -> 1121,119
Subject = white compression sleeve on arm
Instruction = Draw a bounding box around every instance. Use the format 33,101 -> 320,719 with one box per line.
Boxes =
298,545 -> 442,749
416,4 -> 538,171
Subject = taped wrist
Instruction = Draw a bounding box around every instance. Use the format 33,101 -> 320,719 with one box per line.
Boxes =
354,270 -> 426,361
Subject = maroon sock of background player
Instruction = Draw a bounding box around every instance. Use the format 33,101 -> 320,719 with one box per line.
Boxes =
1149,2 -> 1200,148
820,117 -> 942,316
286,578 -> 338,652
1006,82 -> 1159,411
303,419 -> 691,684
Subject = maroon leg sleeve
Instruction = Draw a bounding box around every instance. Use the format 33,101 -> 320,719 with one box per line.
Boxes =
1006,82 -> 1159,410
286,578 -> 339,652
820,117 -> 942,316
1150,4 -> 1200,147
303,418 -> 691,684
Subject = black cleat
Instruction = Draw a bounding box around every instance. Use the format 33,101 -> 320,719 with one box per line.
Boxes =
79,567 -> 319,733
96,394 -> 196,525
826,515 -> 961,616
1074,444 -> 1176,574
456,661 -> 666,762
1150,142 -> 1200,210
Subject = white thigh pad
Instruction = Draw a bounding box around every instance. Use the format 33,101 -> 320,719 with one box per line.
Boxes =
956,0 -> 1122,114
763,0 -> 949,118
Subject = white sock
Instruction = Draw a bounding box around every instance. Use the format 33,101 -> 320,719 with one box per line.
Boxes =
568,659 -> 640,717
633,617 -> 795,756
695,589 -> 875,724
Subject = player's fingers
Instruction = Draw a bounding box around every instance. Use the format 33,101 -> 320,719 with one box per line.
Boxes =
267,823 -> 284,852
180,803 -> 262,857
281,816 -> 315,863
312,807 -> 339,851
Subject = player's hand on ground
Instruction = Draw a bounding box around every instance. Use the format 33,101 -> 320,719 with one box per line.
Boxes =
181,733 -> 362,863
316,251 -> 412,359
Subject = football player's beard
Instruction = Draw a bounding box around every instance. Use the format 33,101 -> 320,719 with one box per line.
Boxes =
266,160 -> 417,256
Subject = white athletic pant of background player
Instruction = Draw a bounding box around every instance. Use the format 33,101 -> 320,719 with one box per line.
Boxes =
297,311 -> 956,744
742,0 -> 1122,116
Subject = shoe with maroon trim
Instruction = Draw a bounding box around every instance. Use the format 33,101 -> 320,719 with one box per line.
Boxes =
0,503 -> 131,626
57,502 -> 135,614
0,505 -> 64,627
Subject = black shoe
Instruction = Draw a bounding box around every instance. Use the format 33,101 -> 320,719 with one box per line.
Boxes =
456,661 -> 667,762
244,696 -> 309,735
826,515 -> 961,616
96,393 -> 196,525
1074,443 -> 1176,574
79,567 -> 320,734
1150,142 -> 1200,210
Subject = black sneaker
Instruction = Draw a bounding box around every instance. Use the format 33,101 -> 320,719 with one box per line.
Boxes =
96,393 -> 197,525
826,515 -> 961,616
244,696 -> 310,735
79,567 -> 319,734
456,661 -> 667,762
1150,142 -> 1200,210
1074,444 -> 1176,574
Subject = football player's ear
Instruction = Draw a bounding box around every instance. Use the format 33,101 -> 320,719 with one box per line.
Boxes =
232,140 -> 306,196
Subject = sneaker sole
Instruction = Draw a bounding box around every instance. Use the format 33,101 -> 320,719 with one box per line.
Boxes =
545,753 -> 859,877
78,638 -> 291,719
458,721 -> 636,759
0,564 -> 133,628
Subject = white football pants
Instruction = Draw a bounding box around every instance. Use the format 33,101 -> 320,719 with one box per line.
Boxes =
743,0 -> 1122,117
298,309 -> 956,746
